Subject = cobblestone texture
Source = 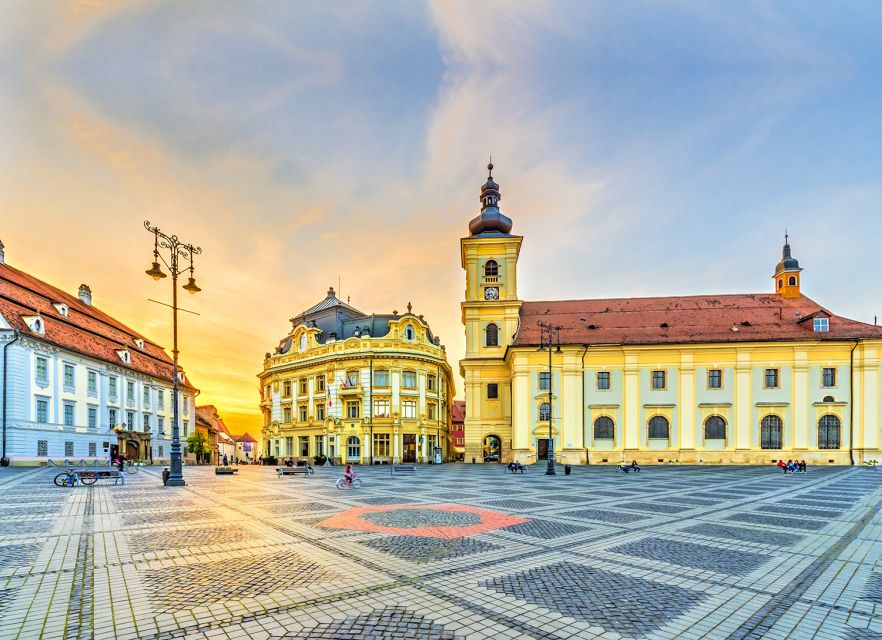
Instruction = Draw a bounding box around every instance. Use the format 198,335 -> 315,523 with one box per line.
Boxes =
481,561 -> 704,636
281,607 -> 460,639
0,463 -> 879,640
608,536 -> 772,575
361,535 -> 500,563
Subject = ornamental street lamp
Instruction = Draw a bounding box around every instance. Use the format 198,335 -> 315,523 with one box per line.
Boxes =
538,321 -> 562,476
144,221 -> 201,487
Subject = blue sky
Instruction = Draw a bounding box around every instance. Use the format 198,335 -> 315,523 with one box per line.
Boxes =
2,1 -> 881,431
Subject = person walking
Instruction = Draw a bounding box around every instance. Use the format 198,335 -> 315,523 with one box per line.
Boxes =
222,453 -> 228,467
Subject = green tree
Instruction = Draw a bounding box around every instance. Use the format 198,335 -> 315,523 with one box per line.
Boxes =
186,431 -> 208,464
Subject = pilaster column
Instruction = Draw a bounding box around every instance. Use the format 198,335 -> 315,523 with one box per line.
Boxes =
623,354 -> 639,449
680,354 -> 695,450
793,351 -> 809,450
511,360 -> 531,453
735,352 -> 751,449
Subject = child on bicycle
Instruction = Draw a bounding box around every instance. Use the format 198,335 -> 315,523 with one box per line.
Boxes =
342,463 -> 357,487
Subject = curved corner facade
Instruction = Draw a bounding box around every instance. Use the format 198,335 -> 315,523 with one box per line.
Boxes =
258,289 -> 455,464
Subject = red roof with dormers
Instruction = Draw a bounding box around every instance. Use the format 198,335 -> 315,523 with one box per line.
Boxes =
0,261 -> 197,389
512,293 -> 882,347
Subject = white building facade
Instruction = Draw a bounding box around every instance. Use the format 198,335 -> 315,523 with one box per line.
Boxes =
0,241 -> 197,465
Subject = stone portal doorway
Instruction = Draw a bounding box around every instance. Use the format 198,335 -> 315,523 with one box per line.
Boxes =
537,438 -> 549,460
482,435 -> 502,462
402,434 -> 416,463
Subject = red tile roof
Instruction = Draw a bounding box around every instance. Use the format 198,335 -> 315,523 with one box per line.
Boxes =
235,432 -> 257,443
196,405 -> 233,440
452,400 -> 465,425
0,262 -> 197,388
513,293 -> 882,347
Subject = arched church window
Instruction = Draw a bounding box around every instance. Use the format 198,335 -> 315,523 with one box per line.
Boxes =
818,415 -> 841,449
648,416 -> 669,439
704,416 -> 726,440
777,278 -> 783,290
539,402 -> 550,421
484,260 -> 498,277
485,323 -> 499,347
761,415 -> 782,449
788,275 -> 797,286
594,416 -> 614,440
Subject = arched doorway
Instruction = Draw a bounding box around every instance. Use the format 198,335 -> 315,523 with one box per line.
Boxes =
482,435 -> 501,462
346,436 -> 361,462
125,441 -> 139,461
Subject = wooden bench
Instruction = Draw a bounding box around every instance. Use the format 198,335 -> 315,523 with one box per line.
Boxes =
390,464 -> 416,476
215,466 -> 238,475
276,467 -> 310,478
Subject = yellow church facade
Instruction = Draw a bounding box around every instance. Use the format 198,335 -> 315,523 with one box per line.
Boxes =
461,164 -> 882,466
259,290 -> 455,465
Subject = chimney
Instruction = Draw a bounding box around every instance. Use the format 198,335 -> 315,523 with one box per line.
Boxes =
0,239 -> 5,264
78,284 -> 92,306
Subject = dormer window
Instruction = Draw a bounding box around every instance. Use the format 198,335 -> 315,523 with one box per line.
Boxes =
116,349 -> 131,363
813,317 -> 829,332
300,333 -> 307,351
134,338 -> 144,349
53,303 -> 69,317
23,315 -> 45,334
404,325 -> 415,341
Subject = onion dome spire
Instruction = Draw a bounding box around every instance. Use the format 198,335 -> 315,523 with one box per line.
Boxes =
775,231 -> 802,275
468,157 -> 513,236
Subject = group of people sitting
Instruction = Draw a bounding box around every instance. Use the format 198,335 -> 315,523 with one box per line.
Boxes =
619,460 -> 641,473
507,461 -> 526,473
776,459 -> 807,473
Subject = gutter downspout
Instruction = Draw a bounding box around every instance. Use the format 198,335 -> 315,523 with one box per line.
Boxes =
581,344 -> 589,465
849,339 -> 859,466
369,358 -> 373,465
2,329 -> 20,466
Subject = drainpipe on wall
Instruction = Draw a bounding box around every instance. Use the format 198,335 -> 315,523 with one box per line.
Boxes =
581,344 -> 589,465
368,358 -> 373,465
2,329 -> 20,466
849,339 -> 860,466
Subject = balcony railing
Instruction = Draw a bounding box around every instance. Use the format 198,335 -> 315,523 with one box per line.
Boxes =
482,275 -> 501,285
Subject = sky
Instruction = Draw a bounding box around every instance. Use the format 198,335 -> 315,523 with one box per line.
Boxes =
2,1 -> 882,435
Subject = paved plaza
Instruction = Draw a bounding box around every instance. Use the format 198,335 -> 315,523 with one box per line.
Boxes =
0,463 -> 880,640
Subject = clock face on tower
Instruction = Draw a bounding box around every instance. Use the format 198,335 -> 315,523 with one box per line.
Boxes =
484,287 -> 499,300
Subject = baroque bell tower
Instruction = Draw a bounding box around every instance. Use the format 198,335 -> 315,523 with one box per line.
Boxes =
774,233 -> 803,298
460,161 -> 523,463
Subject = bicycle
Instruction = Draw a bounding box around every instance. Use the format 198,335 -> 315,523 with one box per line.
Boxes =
54,468 -> 96,487
335,475 -> 362,490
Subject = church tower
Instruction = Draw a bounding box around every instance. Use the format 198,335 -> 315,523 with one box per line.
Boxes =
773,233 -> 803,298
460,162 -> 522,463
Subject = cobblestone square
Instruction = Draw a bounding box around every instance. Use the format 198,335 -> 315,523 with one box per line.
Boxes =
0,463 -> 879,639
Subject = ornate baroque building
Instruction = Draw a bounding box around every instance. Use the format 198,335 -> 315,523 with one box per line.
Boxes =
258,289 -> 455,464
0,240 -> 198,465
461,165 -> 882,465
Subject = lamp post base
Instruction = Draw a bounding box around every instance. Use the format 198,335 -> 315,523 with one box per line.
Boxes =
165,478 -> 186,487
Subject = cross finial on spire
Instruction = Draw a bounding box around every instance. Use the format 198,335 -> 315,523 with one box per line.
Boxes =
487,155 -> 493,178
785,229 -> 789,244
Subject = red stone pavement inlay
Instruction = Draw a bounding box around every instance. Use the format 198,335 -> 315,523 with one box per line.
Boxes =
316,504 -> 529,539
